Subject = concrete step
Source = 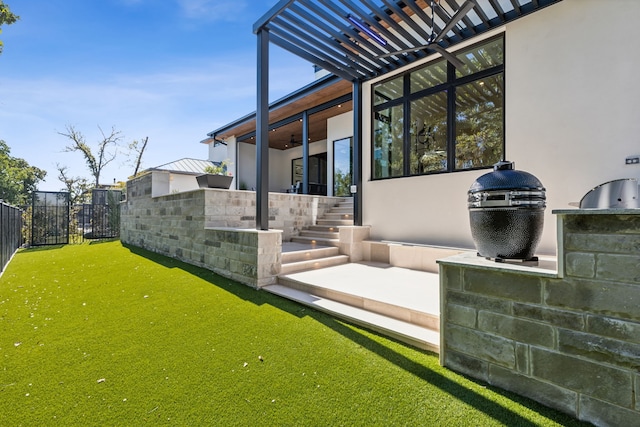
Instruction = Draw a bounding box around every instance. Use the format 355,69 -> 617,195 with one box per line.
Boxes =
280,255 -> 349,275
277,275 -> 439,332
290,236 -> 339,247
299,230 -> 340,239
329,207 -> 354,214
262,284 -> 439,353
307,225 -> 341,233
316,219 -> 353,226
282,246 -> 340,264
323,212 -> 353,220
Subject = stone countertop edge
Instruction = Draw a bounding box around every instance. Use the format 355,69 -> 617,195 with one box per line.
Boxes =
437,252 -> 559,278
553,208 -> 640,215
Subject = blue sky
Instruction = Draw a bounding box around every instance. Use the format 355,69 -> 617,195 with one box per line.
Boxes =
1,0 -> 314,190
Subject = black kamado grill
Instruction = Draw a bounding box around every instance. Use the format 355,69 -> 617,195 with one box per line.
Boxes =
468,161 -> 546,262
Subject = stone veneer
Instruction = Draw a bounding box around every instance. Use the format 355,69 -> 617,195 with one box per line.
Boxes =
120,172 -> 343,288
439,210 -> 640,426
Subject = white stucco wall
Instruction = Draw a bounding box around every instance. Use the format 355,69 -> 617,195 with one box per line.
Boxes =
151,171 -> 200,197
207,136 -> 237,189
236,140 -> 328,192
208,140 -> 228,163
505,0 -> 640,253
361,0 -> 640,254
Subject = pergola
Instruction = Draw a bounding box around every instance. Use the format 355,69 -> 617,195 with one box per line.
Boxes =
252,0 -> 563,230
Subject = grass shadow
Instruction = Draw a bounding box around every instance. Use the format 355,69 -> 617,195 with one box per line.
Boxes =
123,243 -> 588,426
19,244 -> 67,252
123,243 -> 306,315
313,315 -> 588,426
88,237 -> 120,245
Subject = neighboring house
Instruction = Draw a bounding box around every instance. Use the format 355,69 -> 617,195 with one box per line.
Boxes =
204,0 -> 640,256
141,158 -> 220,197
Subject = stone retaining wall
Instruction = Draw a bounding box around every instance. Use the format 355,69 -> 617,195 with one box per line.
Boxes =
120,172 -> 342,288
439,210 -> 640,426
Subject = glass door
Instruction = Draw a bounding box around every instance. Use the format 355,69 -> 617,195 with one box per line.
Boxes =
333,137 -> 352,197
291,153 -> 328,195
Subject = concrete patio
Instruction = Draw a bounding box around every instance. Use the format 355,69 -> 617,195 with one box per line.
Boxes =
264,242 -> 442,353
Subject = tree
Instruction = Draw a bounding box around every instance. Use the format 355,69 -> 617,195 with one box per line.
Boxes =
0,140 -> 46,205
127,136 -> 149,177
0,1 -> 19,55
56,163 -> 90,205
59,125 -> 122,187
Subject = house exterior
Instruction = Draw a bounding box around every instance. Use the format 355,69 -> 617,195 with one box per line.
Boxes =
205,0 -> 640,256
122,1 -> 640,423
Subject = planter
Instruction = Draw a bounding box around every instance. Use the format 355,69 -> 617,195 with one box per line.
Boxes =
196,174 -> 233,189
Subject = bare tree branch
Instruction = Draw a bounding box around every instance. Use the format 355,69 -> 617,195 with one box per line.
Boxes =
56,163 -> 90,205
58,124 -> 122,186
130,136 -> 149,177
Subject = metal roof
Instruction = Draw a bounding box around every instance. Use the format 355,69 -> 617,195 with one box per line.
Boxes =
148,158 -> 217,175
255,0 -> 563,81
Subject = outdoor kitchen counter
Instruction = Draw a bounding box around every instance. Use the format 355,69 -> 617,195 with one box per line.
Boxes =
440,208 -> 640,279
553,208 -> 640,215
438,208 -> 640,425
437,251 -> 558,277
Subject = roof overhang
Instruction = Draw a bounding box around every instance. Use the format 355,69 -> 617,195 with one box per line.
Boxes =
209,74 -> 353,150
254,0 -> 564,82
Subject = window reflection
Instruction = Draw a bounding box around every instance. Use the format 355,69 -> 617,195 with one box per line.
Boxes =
333,137 -> 352,197
373,76 -> 403,106
410,91 -> 448,174
373,104 -> 404,178
411,59 -> 447,93
455,75 -> 504,170
455,37 -> 504,77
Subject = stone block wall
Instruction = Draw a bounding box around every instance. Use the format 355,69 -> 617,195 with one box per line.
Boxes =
121,173 -> 342,288
202,189 -> 342,241
439,210 -> 640,427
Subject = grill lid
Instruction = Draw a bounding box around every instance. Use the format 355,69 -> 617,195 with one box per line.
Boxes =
579,178 -> 639,209
468,161 -> 546,193
468,161 -> 546,209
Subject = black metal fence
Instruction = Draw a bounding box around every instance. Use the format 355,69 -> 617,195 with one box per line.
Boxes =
1,202 -> 23,273
28,190 -> 122,247
31,191 -> 70,246
90,189 -> 121,239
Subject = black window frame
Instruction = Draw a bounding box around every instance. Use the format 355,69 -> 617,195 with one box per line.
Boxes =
371,34 -> 506,180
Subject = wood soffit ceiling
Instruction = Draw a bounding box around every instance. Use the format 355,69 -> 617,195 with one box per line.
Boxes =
216,78 -> 352,151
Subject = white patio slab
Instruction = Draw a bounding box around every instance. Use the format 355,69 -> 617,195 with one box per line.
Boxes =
277,261 -> 440,316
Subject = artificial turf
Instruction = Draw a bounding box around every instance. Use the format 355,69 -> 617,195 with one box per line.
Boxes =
0,241 -> 588,426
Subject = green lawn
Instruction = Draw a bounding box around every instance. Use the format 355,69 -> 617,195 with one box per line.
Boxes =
0,241 -> 587,426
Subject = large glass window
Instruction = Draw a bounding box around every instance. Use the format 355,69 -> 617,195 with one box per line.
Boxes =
410,59 -> 447,93
373,75 -> 403,106
455,74 -> 504,169
410,91 -> 447,174
373,104 -> 404,178
372,35 -> 504,179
